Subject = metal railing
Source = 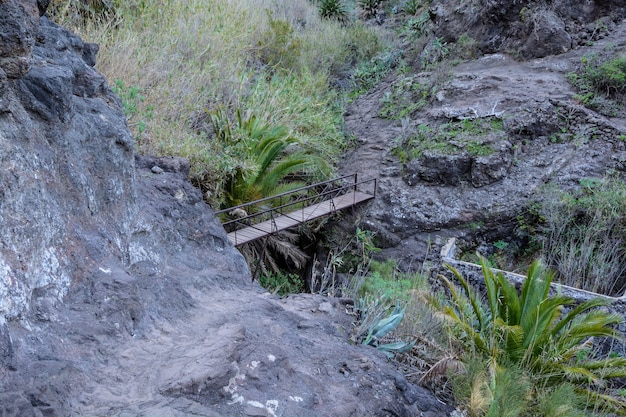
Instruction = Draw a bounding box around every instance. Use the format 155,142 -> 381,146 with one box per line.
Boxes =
215,174 -> 377,237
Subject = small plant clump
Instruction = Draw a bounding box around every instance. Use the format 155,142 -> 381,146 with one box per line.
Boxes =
392,118 -> 503,162
403,0 -> 423,16
378,75 -> 436,120
567,49 -> 626,117
357,0 -> 382,19
259,271 -> 305,296
351,51 -> 402,96
318,0 -> 349,23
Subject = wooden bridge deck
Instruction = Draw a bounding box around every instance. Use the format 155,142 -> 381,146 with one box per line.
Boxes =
227,191 -> 373,246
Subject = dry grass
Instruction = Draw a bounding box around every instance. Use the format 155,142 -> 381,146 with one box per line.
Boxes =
49,0 -> 384,205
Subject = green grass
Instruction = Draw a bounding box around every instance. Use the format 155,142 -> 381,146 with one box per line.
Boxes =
378,75 -> 434,120
49,0 -> 384,207
393,118 -> 502,162
537,173 -> 626,295
356,259 -> 427,302
567,49 -> 626,117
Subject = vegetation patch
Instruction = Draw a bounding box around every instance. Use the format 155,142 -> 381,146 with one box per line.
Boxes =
351,50 -> 402,97
567,48 -> 626,117
378,74 -> 436,120
393,118 -> 503,162
536,173 -> 626,295
432,257 -> 626,416
49,0 -> 383,210
259,270 -> 305,296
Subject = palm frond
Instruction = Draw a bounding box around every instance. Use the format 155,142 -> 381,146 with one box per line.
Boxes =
445,264 -> 487,331
419,356 -> 465,384
551,297 -> 615,337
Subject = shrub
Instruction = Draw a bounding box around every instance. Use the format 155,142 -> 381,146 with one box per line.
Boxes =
257,12 -> 302,72
259,271 -> 305,296
452,33 -> 479,61
537,174 -> 626,295
357,0 -> 381,19
318,0 -> 349,23
433,256 -> 626,415
206,107 -> 328,209
403,0 -> 422,16
48,0 -> 117,23
567,50 -> 626,116
351,51 -> 401,95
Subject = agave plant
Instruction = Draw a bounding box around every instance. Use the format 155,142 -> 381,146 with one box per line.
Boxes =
355,300 -> 415,356
434,256 -> 626,414
318,0 -> 349,24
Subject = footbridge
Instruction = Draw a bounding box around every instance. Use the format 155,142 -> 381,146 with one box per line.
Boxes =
215,174 -> 377,246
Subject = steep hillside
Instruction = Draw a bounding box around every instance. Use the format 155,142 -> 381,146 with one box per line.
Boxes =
342,0 -> 626,286
0,1 -> 449,416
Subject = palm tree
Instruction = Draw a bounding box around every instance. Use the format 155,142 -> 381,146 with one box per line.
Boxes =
210,107 -> 328,209
209,107 -> 329,278
434,256 -> 626,414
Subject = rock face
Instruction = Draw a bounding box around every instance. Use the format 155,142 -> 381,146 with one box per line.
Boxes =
342,11 -> 626,268
0,0 -> 135,323
430,0 -> 626,58
0,2 -> 450,416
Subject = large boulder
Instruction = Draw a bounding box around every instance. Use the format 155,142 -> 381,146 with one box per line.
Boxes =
429,0 -> 626,58
0,13 -> 134,323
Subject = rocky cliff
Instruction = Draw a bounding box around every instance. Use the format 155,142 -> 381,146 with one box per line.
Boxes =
0,1 -> 449,416
342,0 -> 626,271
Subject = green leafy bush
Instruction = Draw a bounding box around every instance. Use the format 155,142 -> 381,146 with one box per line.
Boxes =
567,50 -> 626,116
259,271 -> 305,296
433,257 -> 626,415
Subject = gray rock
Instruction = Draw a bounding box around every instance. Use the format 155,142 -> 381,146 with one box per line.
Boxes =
429,0 -> 626,58
470,140 -> 513,188
0,0 -> 39,78
0,6 -> 450,417
404,152 -> 472,186
520,11 -> 572,58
